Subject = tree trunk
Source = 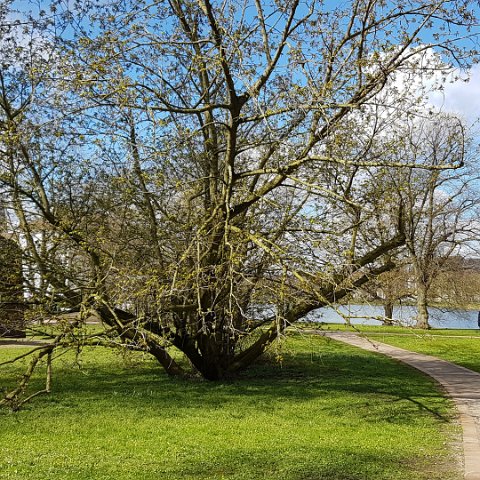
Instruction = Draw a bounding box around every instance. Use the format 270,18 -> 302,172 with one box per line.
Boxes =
415,285 -> 430,329
228,323 -> 281,374
147,342 -> 185,377
383,301 -> 394,325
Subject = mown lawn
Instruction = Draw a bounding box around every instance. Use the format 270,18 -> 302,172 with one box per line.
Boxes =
0,334 -> 461,480
308,322 -> 480,373
362,331 -> 480,373
297,322 -> 480,337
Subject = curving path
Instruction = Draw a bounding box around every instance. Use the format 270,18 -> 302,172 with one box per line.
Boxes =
322,331 -> 480,480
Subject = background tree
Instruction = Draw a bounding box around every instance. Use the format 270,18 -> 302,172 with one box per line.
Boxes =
1,0 -> 479,406
358,263 -> 412,324
429,256 -> 480,307
386,117 -> 480,328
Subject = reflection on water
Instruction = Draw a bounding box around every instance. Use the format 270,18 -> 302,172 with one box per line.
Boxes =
306,305 -> 479,329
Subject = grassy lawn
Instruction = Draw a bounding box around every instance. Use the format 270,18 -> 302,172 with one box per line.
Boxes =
360,331 -> 480,373
296,322 -> 480,336
302,322 -> 480,373
0,334 -> 461,480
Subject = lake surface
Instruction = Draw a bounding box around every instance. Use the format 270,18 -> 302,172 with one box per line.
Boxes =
305,304 -> 479,329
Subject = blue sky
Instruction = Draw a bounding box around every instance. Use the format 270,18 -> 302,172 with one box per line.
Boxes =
8,0 -> 480,130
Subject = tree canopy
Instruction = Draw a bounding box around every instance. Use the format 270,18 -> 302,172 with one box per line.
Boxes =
1,0 -> 479,406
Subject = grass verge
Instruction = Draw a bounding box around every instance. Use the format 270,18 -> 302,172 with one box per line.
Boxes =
295,322 -> 480,336
361,332 -> 480,373
0,334 -> 461,480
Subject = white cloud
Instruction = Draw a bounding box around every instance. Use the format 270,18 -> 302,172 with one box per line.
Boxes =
374,47 -> 480,126
429,63 -> 480,123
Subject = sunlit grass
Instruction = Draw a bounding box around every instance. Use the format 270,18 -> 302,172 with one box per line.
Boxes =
364,333 -> 480,373
295,322 -> 480,336
0,334 -> 461,480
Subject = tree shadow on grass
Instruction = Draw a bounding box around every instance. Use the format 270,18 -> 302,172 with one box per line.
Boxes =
22,337 -> 452,427
0,338 -> 459,480
170,446 -> 440,480
1,442 -> 450,480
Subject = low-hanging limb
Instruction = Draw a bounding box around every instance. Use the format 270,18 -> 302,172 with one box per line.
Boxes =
1,345 -> 53,411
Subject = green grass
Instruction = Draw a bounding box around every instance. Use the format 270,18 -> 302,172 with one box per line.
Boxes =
0,334 -> 461,480
296,322 -> 480,336
302,323 -> 480,372
363,333 -> 480,373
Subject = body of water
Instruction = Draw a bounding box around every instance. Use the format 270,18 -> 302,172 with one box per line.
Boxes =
305,304 -> 480,329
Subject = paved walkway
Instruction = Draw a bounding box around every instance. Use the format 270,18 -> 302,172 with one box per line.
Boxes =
322,331 -> 480,480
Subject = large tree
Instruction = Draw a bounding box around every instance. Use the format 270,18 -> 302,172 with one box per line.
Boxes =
1,0 -> 479,406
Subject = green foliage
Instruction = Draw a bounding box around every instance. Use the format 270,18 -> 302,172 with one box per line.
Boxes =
2,0 -> 480,379
0,335 -> 460,479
